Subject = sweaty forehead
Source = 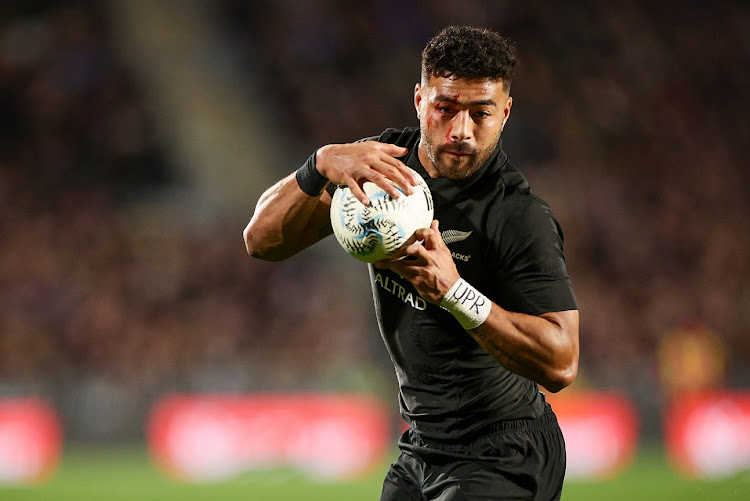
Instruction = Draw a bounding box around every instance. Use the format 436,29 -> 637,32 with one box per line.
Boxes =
423,76 -> 507,104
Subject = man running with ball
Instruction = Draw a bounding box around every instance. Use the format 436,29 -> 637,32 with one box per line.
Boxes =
244,25 -> 579,501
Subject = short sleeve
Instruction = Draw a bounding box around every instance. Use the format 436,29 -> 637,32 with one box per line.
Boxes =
494,197 -> 577,315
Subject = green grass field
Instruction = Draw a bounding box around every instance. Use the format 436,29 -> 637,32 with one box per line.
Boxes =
1,445 -> 748,500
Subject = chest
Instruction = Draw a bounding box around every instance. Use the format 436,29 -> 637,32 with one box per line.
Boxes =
432,198 -> 490,286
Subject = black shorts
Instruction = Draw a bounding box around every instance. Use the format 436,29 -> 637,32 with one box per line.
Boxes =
379,404 -> 566,501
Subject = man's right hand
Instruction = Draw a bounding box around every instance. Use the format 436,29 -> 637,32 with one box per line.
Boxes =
316,141 -> 420,205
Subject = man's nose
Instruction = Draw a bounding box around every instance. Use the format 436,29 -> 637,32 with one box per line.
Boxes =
450,110 -> 472,141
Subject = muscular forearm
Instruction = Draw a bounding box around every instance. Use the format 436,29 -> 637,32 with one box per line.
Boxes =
243,172 -> 332,262
467,307 -> 579,392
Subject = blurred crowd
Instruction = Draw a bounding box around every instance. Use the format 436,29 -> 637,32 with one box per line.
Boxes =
0,1 -> 379,413
1,0 -> 749,438
0,1 -> 180,387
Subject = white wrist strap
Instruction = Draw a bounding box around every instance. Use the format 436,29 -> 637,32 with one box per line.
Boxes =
439,278 -> 491,330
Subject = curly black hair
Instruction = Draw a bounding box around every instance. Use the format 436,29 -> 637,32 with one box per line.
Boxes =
421,26 -> 517,92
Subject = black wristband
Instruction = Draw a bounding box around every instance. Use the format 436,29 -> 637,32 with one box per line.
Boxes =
295,152 -> 329,197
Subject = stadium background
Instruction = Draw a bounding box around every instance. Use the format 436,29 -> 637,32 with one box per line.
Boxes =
1,0 -> 749,498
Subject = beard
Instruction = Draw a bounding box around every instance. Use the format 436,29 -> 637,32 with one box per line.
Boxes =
420,132 -> 499,180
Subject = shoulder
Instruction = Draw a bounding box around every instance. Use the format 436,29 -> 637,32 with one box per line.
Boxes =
482,161 -> 537,236
508,196 -> 559,232
497,194 -> 564,246
482,170 -> 566,252
362,127 -> 420,147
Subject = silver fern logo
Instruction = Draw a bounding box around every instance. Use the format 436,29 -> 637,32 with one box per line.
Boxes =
441,229 -> 472,245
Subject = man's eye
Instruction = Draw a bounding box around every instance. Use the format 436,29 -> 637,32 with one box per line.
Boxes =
474,111 -> 491,119
438,107 -> 455,114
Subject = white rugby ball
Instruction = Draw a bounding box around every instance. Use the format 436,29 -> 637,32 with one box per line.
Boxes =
330,169 -> 433,263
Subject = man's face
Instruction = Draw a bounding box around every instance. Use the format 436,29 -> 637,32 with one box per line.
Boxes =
414,76 -> 512,179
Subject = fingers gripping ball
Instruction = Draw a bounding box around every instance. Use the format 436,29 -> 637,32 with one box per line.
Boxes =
330,168 -> 433,263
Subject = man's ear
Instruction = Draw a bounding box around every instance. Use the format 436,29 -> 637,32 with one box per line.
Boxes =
501,96 -> 513,131
414,83 -> 422,119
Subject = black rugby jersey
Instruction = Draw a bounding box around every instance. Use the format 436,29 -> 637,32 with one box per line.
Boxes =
327,127 -> 577,442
